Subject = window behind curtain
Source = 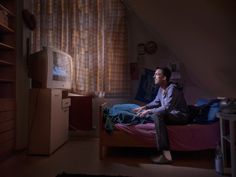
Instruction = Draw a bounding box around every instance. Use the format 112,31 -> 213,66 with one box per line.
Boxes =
31,0 -> 130,97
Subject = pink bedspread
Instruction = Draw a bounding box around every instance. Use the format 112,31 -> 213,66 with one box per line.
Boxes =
114,121 -> 220,151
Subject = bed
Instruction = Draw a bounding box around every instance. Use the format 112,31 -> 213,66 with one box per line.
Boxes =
99,103 -> 220,159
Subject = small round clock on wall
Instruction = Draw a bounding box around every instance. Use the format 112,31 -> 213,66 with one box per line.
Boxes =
145,41 -> 158,54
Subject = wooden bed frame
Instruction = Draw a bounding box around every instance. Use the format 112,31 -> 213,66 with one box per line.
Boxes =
99,102 -> 220,160
99,103 -> 155,159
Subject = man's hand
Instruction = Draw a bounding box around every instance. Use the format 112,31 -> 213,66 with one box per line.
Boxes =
136,109 -> 152,117
132,106 -> 146,113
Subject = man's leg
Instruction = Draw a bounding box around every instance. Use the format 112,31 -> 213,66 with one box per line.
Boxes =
154,114 -> 169,151
152,114 -> 172,164
152,113 -> 189,164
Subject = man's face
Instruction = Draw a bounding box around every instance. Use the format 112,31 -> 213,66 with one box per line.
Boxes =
153,69 -> 166,85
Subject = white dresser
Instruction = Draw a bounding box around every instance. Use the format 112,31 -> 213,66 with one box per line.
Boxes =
28,89 -> 71,155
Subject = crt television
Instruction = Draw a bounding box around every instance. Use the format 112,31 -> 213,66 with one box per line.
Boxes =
29,47 -> 72,89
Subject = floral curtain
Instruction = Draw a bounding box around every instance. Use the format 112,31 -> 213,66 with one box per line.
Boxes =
31,0 -> 130,97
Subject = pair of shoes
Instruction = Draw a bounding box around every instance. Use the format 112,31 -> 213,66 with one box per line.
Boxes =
151,154 -> 172,164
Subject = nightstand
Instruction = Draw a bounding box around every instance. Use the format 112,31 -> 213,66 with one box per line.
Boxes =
217,112 -> 236,177
69,94 -> 93,131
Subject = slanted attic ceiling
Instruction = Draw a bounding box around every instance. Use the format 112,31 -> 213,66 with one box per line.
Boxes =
125,0 -> 236,98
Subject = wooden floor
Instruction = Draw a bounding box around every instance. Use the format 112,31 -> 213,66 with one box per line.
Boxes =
0,137 -> 219,177
104,146 -> 215,169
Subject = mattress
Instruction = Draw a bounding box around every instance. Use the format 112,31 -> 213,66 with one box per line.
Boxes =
114,121 -> 220,151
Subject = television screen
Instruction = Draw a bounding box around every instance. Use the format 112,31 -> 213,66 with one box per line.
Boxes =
52,52 -> 71,81
29,46 -> 72,89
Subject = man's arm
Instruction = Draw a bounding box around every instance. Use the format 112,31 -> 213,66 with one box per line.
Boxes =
145,90 -> 161,109
135,89 -> 162,117
133,89 -> 161,114
149,86 -> 178,115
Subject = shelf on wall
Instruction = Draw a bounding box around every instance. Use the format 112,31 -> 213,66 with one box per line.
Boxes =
0,60 -> 14,66
0,23 -> 14,33
0,98 -> 15,102
0,0 -> 16,161
0,78 -> 14,83
0,42 -> 14,50
0,4 -> 14,16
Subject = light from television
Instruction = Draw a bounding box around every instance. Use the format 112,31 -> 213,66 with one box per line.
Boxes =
52,52 -> 70,81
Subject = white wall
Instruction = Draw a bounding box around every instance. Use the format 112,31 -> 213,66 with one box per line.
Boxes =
127,8 -> 174,98
126,2 -> 213,104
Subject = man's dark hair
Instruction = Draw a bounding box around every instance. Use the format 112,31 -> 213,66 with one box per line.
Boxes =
156,67 -> 172,82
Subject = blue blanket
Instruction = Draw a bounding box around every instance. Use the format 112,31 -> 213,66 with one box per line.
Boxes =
103,104 -> 154,133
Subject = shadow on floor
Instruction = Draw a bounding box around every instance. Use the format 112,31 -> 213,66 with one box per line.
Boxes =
102,147 -> 215,169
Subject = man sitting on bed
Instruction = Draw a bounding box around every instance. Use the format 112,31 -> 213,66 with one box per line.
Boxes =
133,67 -> 189,164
